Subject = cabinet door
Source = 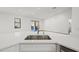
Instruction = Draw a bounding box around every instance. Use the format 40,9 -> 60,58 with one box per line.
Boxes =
0,44 -> 19,52
19,43 -> 56,52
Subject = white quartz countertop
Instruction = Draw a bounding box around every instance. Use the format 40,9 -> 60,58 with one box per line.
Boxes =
0,33 -> 79,52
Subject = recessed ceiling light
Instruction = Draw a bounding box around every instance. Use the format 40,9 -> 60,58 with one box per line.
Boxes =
52,7 -> 56,9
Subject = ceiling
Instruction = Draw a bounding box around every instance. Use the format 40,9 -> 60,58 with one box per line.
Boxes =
0,7 -> 71,19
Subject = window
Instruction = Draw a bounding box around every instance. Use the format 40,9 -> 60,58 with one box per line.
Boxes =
31,20 -> 39,32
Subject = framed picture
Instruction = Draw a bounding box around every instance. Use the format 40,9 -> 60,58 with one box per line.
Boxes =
14,18 -> 21,29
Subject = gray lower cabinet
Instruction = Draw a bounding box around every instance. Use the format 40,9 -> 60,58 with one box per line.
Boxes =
0,43 -> 60,52
0,44 -> 19,52
19,43 -> 57,52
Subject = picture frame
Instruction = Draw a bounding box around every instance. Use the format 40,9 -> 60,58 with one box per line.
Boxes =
14,18 -> 21,29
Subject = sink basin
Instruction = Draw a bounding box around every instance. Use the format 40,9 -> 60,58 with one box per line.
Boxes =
25,35 -> 51,40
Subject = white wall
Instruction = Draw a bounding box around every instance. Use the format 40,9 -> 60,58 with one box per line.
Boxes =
72,8 -> 79,36
44,8 -> 72,34
0,14 -> 44,49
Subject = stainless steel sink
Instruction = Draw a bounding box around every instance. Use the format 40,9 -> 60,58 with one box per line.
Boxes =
25,35 -> 51,40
